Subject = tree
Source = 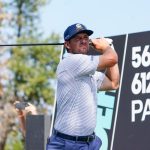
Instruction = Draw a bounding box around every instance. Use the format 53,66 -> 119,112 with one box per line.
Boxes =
0,99 -> 18,150
0,0 -> 61,149
4,0 -> 61,104
8,34 -> 61,105
3,0 -> 61,105
5,0 -> 51,38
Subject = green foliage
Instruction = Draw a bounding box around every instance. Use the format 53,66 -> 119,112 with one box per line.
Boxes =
5,0 -> 51,38
4,131 -> 24,150
8,34 -> 61,104
0,0 -> 61,149
2,0 -> 61,105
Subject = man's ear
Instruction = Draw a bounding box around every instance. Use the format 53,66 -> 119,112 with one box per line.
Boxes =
64,41 -> 70,49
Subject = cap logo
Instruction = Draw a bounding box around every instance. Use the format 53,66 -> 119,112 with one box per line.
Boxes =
65,35 -> 70,39
76,23 -> 83,31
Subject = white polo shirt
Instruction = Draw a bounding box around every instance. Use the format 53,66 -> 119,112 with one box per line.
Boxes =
54,53 -> 105,136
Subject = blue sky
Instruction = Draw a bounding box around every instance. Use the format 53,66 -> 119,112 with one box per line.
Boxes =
40,0 -> 150,41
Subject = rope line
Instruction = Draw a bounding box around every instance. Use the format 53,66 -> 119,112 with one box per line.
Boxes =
0,42 -> 64,47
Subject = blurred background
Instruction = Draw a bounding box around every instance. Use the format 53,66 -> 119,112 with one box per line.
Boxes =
0,0 -> 61,149
0,0 -> 150,149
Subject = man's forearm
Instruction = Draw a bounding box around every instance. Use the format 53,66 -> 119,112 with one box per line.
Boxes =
105,64 -> 120,89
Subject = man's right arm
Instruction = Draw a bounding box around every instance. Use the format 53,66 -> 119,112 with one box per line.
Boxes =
91,38 -> 118,71
91,38 -> 120,91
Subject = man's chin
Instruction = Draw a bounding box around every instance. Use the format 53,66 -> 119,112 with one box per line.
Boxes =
80,48 -> 88,54
80,51 -> 87,55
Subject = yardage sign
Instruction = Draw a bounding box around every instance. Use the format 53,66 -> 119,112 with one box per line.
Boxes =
111,31 -> 150,150
59,31 -> 150,150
